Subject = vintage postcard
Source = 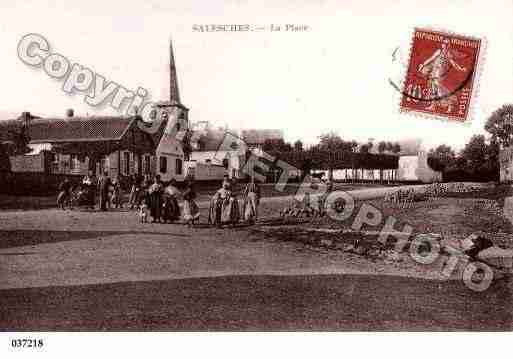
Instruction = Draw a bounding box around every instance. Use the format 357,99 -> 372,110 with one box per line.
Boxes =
0,0 -> 512,358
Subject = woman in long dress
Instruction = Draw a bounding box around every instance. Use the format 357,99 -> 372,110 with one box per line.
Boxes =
162,179 -> 181,223
148,175 -> 163,223
209,179 -> 240,227
182,181 -> 200,226
242,177 -> 261,224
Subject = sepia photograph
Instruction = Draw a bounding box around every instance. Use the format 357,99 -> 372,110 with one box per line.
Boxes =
0,0 -> 512,357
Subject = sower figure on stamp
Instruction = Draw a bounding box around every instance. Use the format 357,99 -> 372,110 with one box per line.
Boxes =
418,38 -> 466,112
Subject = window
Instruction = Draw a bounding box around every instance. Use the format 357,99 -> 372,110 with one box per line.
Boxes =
176,122 -> 181,132
124,152 -> 130,175
70,154 -> 79,170
176,158 -> 182,175
159,156 -> 168,173
144,155 -> 151,174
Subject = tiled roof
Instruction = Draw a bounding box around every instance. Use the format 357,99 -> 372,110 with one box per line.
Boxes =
194,128 -> 246,152
0,116 -> 137,143
241,129 -> 283,145
196,129 -> 226,151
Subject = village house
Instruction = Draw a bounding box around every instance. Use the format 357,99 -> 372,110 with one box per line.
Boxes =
0,110 -> 166,178
189,126 -> 286,180
189,124 -> 246,179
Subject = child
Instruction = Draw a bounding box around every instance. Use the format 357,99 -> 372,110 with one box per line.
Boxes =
111,178 -> 122,209
183,181 -> 200,227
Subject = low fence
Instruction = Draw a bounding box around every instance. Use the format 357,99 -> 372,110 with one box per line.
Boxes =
0,171 -> 230,196
0,172 -> 84,196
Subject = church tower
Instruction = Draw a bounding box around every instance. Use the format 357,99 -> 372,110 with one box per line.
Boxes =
152,39 -> 189,137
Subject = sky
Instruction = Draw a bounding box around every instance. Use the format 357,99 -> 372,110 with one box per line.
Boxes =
0,0 -> 512,151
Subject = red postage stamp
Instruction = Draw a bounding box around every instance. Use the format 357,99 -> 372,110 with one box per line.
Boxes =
399,28 -> 483,122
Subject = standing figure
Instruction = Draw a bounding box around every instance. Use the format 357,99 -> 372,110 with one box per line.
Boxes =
182,181 -> 200,227
242,176 -> 261,224
318,180 -> 334,217
418,39 -> 466,111
128,174 -> 139,210
142,174 -> 152,191
97,172 -> 111,211
57,178 -> 72,210
82,170 -> 97,209
209,180 -> 240,227
148,175 -> 163,223
111,177 -> 122,209
162,179 -> 181,223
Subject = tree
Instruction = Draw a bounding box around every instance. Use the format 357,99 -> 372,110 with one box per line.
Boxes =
262,138 -> 292,152
391,143 -> 401,154
0,143 -> 11,173
376,141 -> 388,181
428,144 -> 455,170
377,141 -> 387,153
359,143 -> 371,154
318,132 -> 356,181
293,140 -> 303,152
385,141 -> 394,152
484,104 -> 513,148
461,134 -> 488,173
367,140 -> 374,153
262,139 -> 276,152
318,132 -> 345,151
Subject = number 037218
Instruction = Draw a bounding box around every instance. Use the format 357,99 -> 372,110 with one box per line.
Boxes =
11,338 -> 44,348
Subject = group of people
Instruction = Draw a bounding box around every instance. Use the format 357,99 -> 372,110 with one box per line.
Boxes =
57,172 -> 262,227
208,174 -> 261,227
138,174 -> 200,225
57,171 -> 127,211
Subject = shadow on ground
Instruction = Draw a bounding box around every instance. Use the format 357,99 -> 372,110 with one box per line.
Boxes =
0,230 -> 190,249
0,274 -> 511,331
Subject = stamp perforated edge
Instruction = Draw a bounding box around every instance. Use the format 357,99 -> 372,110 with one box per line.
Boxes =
396,26 -> 488,127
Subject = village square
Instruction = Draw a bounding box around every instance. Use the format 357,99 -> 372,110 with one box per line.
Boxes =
1,30 -> 513,331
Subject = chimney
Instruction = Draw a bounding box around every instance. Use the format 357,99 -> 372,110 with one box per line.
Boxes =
66,108 -> 74,118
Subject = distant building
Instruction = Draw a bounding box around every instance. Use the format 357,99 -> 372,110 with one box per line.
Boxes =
397,151 -> 442,183
241,129 -> 284,149
190,126 -> 246,179
499,147 -> 513,182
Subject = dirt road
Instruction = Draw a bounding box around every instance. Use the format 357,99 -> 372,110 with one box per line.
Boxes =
1,183 -> 510,330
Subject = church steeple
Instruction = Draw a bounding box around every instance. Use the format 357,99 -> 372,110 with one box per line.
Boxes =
152,37 -> 189,139
169,39 -> 180,105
